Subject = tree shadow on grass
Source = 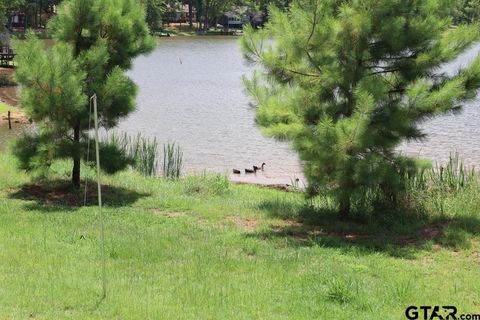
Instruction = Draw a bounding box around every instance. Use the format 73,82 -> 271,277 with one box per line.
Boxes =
8,179 -> 150,212
249,199 -> 480,259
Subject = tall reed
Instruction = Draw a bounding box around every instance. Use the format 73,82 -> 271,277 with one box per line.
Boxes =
136,135 -> 160,177
106,132 -> 160,177
430,153 -> 477,193
162,142 -> 183,180
407,153 -> 477,194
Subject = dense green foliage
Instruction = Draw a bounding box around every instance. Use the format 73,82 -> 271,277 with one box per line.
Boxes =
0,0 -> 24,30
242,0 -> 480,218
0,152 -> 479,318
244,0 -> 290,12
453,0 -> 480,24
142,0 -> 165,30
200,0 -> 237,27
1,0 -> 287,33
13,0 -> 155,187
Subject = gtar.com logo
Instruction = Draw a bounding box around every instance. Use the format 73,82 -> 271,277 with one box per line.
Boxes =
405,306 -> 458,320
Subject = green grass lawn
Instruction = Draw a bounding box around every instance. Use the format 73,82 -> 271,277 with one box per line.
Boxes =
0,153 -> 479,319
0,102 -> 10,113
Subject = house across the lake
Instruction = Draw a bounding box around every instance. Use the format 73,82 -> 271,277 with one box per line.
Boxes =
167,4 -> 197,24
222,7 -> 250,29
8,12 -> 27,31
7,6 -> 57,31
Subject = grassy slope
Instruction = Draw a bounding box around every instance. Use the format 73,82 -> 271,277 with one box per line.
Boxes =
0,153 -> 479,319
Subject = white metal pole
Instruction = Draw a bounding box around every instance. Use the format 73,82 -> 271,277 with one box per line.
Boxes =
92,94 -> 107,298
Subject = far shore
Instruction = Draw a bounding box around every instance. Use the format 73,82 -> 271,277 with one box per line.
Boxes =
154,22 -> 244,37
0,67 -> 28,126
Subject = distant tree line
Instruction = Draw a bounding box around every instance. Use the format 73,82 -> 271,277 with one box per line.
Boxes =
0,0 -> 291,32
143,0 -> 291,31
1,0 -> 61,30
3,0 -> 480,33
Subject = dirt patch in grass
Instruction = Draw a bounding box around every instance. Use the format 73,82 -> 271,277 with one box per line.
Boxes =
0,109 -> 29,125
395,224 -> 445,246
0,70 -> 27,125
225,215 -> 260,231
9,181 -> 148,208
10,183 -> 101,207
151,209 -> 187,218
269,219 -> 373,243
252,217 -> 474,256
0,68 -> 19,107
0,86 -> 20,107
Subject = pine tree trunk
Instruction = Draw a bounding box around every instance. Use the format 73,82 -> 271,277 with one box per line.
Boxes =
188,0 -> 193,30
338,179 -> 352,220
339,198 -> 350,220
72,125 -> 81,188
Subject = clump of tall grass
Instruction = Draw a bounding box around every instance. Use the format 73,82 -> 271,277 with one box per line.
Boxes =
326,277 -> 357,304
103,134 -> 184,179
405,153 -> 479,217
162,142 -> 183,180
135,136 -> 160,177
407,153 -> 477,194
431,153 -> 476,193
183,172 -> 230,196
106,132 -> 160,177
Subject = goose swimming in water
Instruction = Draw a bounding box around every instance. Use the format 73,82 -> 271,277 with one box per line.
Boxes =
253,163 -> 266,171
233,169 -> 241,174
245,168 -> 256,174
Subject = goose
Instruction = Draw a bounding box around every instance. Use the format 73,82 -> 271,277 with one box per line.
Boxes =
233,169 -> 241,174
245,168 -> 256,174
253,163 -> 266,171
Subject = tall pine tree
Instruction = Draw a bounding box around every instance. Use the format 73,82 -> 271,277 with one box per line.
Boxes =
242,0 -> 480,219
14,0 -> 155,188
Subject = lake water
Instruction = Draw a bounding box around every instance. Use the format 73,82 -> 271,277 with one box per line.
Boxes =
122,37 -> 480,184
122,37 -> 303,185
2,37 -> 479,184
399,44 -> 480,167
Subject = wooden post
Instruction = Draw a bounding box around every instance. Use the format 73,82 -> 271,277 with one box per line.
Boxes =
8,111 -> 11,130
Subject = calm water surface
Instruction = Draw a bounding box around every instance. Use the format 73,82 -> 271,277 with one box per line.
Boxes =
4,37 -> 477,184
122,37 -> 480,183
399,44 -> 480,166
0,37 -> 480,183
122,37 -> 303,184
